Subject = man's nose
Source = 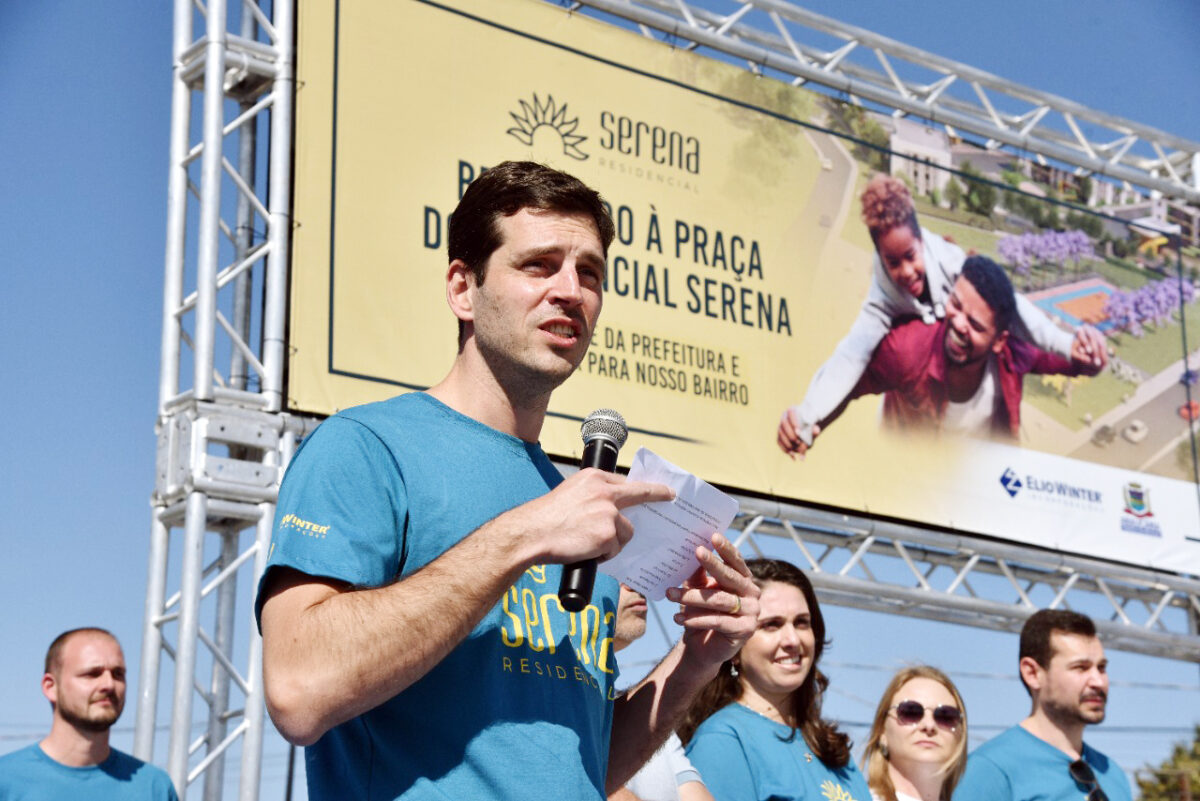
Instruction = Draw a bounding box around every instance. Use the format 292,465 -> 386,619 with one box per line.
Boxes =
549,265 -> 583,305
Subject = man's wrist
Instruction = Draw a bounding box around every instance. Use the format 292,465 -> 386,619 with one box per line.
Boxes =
472,508 -> 545,578
673,638 -> 730,687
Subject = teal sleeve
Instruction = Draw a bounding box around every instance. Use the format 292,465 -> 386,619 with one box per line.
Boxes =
686,728 -> 760,801
952,754 -> 1011,801
255,416 -> 408,625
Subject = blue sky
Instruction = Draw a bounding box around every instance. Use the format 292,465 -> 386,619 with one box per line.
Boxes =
1,2 -> 1196,799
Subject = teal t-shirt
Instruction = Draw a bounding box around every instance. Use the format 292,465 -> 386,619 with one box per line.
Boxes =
256,392 -> 621,801
685,703 -> 870,801
0,745 -> 177,800
952,725 -> 1132,801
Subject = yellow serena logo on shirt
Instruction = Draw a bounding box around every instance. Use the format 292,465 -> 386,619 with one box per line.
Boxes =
279,513 -> 331,538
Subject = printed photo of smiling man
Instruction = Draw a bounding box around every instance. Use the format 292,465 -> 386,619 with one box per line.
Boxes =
777,174 -> 1106,458
784,256 -> 1103,450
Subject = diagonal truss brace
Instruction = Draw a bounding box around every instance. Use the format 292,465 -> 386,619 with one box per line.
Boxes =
557,0 -> 1200,203
728,494 -> 1200,662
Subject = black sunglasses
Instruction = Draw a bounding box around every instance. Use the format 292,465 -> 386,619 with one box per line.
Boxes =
1069,759 -> 1109,801
891,700 -> 962,731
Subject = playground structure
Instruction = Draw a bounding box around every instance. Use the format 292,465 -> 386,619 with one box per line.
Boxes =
1139,234 -> 1171,257
132,2 -> 1200,799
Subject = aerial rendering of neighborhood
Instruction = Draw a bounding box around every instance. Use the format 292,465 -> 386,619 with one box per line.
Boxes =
827,98 -> 1200,482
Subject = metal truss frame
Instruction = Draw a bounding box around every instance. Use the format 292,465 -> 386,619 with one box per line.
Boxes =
134,0 -> 299,799
727,497 -> 1200,662
138,1 -> 1198,799
557,0 -> 1200,204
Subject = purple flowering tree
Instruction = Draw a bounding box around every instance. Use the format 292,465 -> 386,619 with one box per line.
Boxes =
1103,278 -> 1198,338
996,229 -> 1096,284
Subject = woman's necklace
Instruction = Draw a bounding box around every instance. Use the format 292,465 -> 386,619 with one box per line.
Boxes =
737,699 -> 792,727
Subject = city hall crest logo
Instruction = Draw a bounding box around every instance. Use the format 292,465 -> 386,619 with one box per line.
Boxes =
1120,481 -> 1162,537
999,468 -> 1022,498
1122,482 -> 1152,518
506,94 -> 588,161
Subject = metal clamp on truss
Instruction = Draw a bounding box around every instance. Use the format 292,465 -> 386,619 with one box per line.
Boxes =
154,401 -> 289,508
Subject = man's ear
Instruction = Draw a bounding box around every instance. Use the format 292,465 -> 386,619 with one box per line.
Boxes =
1018,656 -> 1043,694
990,328 -> 1010,355
42,672 -> 57,708
446,259 -> 476,325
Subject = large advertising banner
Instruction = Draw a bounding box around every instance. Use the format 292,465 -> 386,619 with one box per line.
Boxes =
287,0 -> 1200,575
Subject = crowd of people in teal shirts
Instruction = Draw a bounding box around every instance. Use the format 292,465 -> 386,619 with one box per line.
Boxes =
662,558 -> 1130,801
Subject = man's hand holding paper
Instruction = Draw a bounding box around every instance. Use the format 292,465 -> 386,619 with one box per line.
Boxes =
602,448 -> 760,668
602,448 -> 740,598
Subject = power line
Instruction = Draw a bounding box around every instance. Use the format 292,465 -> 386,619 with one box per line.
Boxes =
825,660 -> 1200,692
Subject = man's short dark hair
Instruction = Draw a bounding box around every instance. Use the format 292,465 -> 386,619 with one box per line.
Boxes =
1018,609 -> 1096,693
447,161 -> 614,346
448,161 -> 615,286
45,627 -> 117,675
960,255 -> 1017,333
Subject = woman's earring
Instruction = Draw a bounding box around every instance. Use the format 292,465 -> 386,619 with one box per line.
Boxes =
729,661 -> 739,677
880,742 -> 890,759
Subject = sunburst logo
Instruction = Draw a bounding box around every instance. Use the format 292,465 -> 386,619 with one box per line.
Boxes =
506,93 -> 588,161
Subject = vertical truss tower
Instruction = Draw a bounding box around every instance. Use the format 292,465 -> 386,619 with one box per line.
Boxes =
136,2 -> 1200,799
134,1 -> 303,799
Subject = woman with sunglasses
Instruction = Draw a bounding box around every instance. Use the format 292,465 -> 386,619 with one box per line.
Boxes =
862,667 -> 967,801
679,559 -> 869,801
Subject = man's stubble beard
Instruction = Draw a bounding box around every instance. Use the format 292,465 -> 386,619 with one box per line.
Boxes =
1043,695 -> 1105,729
59,701 -> 121,734
473,317 -> 590,409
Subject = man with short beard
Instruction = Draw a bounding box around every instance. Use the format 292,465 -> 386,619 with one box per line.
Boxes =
0,628 -> 177,800
952,610 -> 1132,801
803,255 -> 1103,444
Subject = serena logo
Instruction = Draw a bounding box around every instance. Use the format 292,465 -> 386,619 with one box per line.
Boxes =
505,94 -> 702,175
506,94 -> 588,161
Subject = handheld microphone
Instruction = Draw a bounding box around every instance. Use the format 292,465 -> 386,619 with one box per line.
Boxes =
558,409 -> 628,612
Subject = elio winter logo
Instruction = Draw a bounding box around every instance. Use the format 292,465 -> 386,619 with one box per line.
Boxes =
999,468 -> 1023,498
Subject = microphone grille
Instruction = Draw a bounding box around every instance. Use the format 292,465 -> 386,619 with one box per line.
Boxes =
581,408 -> 628,449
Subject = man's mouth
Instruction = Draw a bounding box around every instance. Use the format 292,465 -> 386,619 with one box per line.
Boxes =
542,320 -> 582,342
947,327 -> 969,356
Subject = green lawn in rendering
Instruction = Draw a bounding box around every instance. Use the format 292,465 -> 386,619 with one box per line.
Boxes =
1023,303 -> 1199,431
1023,370 -> 1132,432
1107,303 -> 1200,375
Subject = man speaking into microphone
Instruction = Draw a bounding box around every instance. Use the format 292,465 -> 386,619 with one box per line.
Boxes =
256,162 -> 760,801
